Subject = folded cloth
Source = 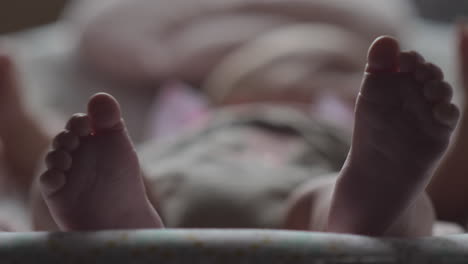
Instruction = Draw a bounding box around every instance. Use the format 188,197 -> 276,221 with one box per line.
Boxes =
139,105 -> 350,228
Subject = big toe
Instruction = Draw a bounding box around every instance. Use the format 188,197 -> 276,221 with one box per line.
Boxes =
87,93 -> 124,132
366,36 -> 400,73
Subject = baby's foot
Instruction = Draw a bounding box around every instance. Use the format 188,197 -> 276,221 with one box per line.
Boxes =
40,93 -> 163,230
327,36 -> 459,235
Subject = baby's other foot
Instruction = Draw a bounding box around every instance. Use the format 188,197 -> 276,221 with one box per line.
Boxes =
356,37 -> 457,162
40,93 -> 163,230
327,36 -> 459,235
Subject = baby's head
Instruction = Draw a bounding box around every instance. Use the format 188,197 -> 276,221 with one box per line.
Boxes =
73,0 -> 411,86
203,24 -> 368,109
202,0 -> 413,111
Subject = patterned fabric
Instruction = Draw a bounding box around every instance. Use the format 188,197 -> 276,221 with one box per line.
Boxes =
139,105 -> 350,228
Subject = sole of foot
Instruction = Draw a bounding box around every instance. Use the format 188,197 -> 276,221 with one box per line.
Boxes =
330,36 -> 459,235
40,93 -> 163,230
285,36 -> 459,236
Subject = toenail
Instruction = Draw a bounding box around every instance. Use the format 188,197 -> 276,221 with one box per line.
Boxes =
46,150 -> 72,171
53,131 -> 79,151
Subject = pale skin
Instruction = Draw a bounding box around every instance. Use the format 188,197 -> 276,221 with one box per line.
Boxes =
284,36 -> 459,237
36,36 -> 459,235
40,94 -> 163,230
0,30 -> 464,234
0,54 -> 162,231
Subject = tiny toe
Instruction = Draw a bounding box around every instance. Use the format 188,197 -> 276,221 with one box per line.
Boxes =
40,169 -> 66,196
365,36 -> 400,73
424,81 -> 453,103
400,51 -> 424,72
66,114 -> 91,137
45,150 -> 72,171
88,93 -> 124,132
415,63 -> 441,82
425,63 -> 444,80
408,51 -> 425,63
433,103 -> 460,128
53,131 -> 79,151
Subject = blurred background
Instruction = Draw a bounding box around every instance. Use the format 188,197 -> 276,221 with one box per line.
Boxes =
0,0 -> 67,34
1,0 -> 468,33
0,0 -> 467,232
0,0 -> 467,142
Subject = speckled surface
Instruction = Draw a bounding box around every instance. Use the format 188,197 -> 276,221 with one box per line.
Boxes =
0,6 -> 466,264
0,229 -> 468,263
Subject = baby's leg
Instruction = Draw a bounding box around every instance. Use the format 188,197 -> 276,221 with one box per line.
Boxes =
0,52 -> 50,193
285,36 -> 458,237
427,23 -> 468,225
284,178 -> 435,237
0,144 -> 31,232
39,93 -> 163,230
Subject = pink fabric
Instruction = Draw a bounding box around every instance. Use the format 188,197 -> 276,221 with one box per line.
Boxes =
311,94 -> 354,129
146,81 -> 353,141
146,81 -> 211,140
